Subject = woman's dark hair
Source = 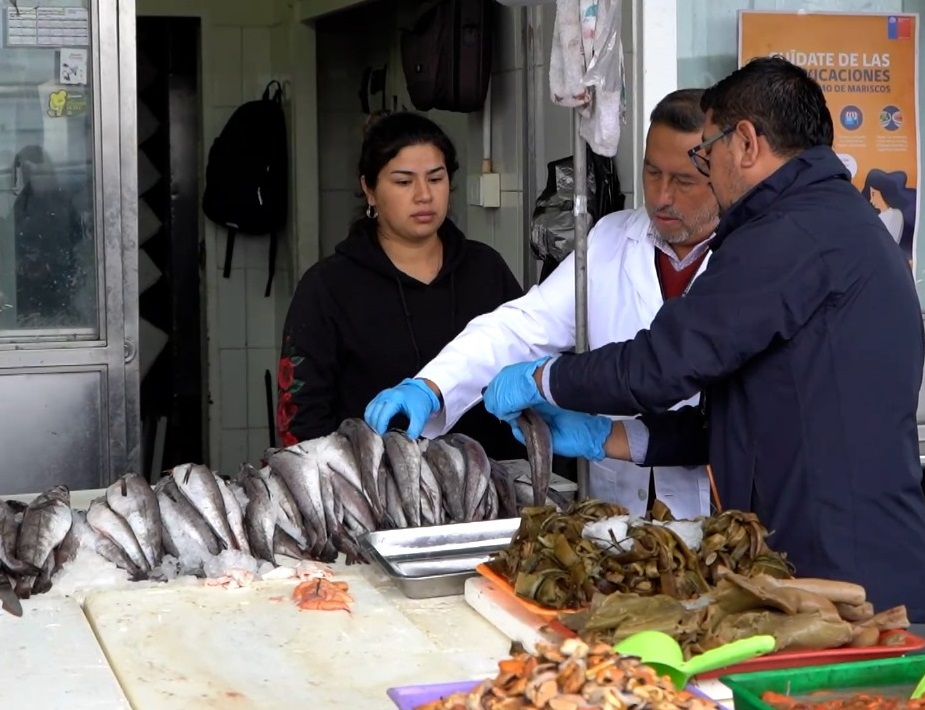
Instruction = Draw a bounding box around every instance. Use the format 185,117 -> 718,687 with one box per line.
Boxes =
861,168 -> 915,248
358,111 -> 460,188
862,169 -> 908,209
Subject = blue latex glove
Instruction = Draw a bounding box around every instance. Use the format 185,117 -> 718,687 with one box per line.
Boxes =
482,357 -> 551,423
364,378 -> 440,439
510,402 -> 612,461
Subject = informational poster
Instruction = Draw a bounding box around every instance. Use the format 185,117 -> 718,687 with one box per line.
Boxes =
59,48 -> 88,85
5,7 -> 89,47
739,12 -> 920,266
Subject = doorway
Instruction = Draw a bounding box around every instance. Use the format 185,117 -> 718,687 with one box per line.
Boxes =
136,17 -> 205,479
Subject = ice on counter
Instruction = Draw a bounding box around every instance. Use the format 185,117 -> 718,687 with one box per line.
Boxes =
651,519 -> 704,551
581,515 -> 704,553
582,515 -> 634,551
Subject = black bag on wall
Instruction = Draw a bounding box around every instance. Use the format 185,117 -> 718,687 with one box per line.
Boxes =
400,0 -> 494,113
202,80 -> 288,297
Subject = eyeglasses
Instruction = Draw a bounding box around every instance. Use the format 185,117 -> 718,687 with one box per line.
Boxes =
688,127 -> 735,177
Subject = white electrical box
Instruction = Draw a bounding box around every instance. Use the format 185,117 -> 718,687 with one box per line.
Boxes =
467,173 -> 501,209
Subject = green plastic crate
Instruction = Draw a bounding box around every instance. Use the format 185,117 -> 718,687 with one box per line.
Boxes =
720,655 -> 925,710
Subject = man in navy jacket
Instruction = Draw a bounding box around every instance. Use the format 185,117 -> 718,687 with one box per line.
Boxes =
483,57 -> 925,621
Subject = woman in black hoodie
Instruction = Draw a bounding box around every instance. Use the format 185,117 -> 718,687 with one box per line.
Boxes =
277,112 -> 525,459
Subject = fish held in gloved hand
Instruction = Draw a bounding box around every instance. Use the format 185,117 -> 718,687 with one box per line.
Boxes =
516,407 -> 552,507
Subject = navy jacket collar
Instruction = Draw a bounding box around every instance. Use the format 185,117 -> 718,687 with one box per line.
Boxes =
711,145 -> 851,251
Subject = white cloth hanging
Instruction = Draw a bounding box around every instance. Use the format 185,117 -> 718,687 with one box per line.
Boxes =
549,0 -> 626,157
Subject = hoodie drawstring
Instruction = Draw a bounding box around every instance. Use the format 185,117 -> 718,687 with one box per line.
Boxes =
395,273 -> 459,372
395,277 -> 422,370
449,273 -> 457,332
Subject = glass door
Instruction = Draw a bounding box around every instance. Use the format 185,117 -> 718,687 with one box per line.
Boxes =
0,0 -> 138,494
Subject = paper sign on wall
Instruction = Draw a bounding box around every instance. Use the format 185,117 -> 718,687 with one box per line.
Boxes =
59,48 -> 87,85
739,12 -> 920,268
5,6 -> 89,47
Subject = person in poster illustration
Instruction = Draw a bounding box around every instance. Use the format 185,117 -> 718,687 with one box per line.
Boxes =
861,168 -> 916,252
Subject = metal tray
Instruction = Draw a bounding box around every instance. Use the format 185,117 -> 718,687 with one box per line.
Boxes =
359,518 -> 521,599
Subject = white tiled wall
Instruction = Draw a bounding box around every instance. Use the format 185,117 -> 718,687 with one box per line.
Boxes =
208,25 -> 290,473
313,1 -> 637,286
132,0 -> 639,476
136,0 -> 294,475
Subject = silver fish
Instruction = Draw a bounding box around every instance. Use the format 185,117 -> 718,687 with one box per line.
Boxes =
32,554 -> 55,596
377,458 -> 392,521
273,527 -> 309,560
382,431 -> 422,527
419,455 -> 444,526
383,471 -> 408,528
239,464 -> 277,563
424,439 -> 467,522
483,479 -> 499,520
15,485 -> 73,598
173,464 -> 236,550
86,497 -> 150,573
72,508 -> 147,580
319,461 -> 361,564
159,517 -> 178,560
0,499 -> 38,576
317,432 -> 377,532
0,574 -> 21,617
512,480 -> 567,510
52,513 -> 82,577
337,418 -> 387,525
269,446 -> 335,561
155,477 -> 221,559
489,460 -> 520,518
320,432 -> 364,491
217,477 -> 251,554
266,469 -> 305,539
0,500 -> 18,553
445,433 -> 491,521
517,408 -> 553,506
330,474 -> 377,536
106,472 -> 164,568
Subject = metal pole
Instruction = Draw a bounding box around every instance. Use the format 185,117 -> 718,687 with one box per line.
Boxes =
572,115 -> 591,499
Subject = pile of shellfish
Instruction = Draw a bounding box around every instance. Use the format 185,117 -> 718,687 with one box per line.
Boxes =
415,638 -> 718,710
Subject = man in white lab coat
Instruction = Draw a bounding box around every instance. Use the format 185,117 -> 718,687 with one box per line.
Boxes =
364,89 -> 719,518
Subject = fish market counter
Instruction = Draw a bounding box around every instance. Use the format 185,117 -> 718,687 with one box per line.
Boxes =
1,551 -> 513,709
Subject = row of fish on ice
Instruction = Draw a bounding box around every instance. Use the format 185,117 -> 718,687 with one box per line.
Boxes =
0,415 -> 556,610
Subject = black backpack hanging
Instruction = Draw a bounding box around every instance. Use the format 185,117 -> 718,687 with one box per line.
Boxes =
400,0 -> 494,113
202,80 -> 288,297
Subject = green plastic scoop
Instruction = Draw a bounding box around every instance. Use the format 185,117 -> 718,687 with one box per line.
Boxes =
613,630 -> 777,689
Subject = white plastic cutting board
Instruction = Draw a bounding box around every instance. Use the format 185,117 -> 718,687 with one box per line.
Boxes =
0,596 -> 130,708
464,576 -> 571,653
83,566 -> 512,709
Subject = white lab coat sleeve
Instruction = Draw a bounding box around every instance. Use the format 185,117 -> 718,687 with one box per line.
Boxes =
417,251 -> 580,438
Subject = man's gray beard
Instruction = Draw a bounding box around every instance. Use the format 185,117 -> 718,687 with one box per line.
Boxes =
654,226 -> 692,245
652,206 -> 719,244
